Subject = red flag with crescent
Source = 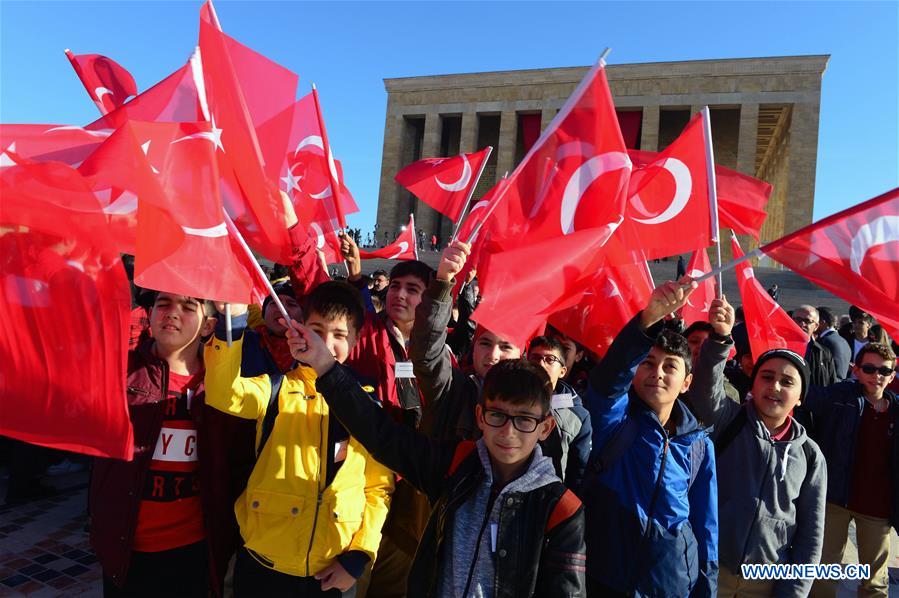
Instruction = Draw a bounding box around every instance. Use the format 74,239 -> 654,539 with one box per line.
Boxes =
65,50 -> 137,114
760,188 -> 899,338
680,248 -> 716,326
0,154 -> 133,459
489,62 -> 631,250
258,92 -> 359,237
395,148 -> 492,222
622,111 -> 712,260
359,214 -> 418,261
126,121 -> 254,304
732,235 -> 808,358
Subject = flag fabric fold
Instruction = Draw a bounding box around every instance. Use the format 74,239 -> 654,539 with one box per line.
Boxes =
395,147 -> 492,222
680,248 -> 716,326
65,50 -> 137,114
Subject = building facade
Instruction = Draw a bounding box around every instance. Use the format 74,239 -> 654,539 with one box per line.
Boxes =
375,55 -> 828,258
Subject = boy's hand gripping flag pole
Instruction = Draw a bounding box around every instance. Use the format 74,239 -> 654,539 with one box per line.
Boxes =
701,106 -> 724,296
450,145 -> 493,242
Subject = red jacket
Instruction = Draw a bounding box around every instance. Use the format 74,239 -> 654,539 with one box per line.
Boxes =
89,339 -> 254,595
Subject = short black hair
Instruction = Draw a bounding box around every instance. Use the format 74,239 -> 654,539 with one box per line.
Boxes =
683,321 -> 714,339
653,329 -> 693,375
482,359 -> 553,415
528,335 -> 566,358
817,306 -> 836,329
389,260 -> 434,286
150,291 -> 215,317
849,305 -> 874,324
372,269 -> 388,278
304,281 -> 365,334
270,264 -> 289,281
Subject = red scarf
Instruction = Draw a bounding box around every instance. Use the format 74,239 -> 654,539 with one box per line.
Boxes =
257,326 -> 295,374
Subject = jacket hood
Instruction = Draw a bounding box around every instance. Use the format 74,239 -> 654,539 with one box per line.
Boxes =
744,398 -> 809,482
475,439 -> 559,493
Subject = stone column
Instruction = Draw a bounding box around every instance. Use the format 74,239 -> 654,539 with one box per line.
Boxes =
376,107 -> 404,238
784,101 -> 820,233
541,107 -> 557,132
460,111 -> 478,154
640,105 -> 660,152
736,103 -> 759,176
495,110 -> 517,178
413,111 -> 443,239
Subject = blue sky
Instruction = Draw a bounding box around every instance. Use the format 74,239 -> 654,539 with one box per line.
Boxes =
2,1 -> 897,235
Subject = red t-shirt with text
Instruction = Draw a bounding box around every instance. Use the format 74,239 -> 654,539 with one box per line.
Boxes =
132,370 -> 205,552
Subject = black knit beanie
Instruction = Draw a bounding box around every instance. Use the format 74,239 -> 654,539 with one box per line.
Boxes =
751,348 -> 811,401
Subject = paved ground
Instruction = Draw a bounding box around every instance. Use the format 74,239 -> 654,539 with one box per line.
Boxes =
2,469 -> 899,596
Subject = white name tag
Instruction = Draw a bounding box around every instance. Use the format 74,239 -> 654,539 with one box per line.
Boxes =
551,394 -> 575,410
394,361 -> 415,379
152,427 -> 199,462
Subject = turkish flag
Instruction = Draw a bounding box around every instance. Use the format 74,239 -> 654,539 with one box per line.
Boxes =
127,121 -> 254,304
198,2 -> 294,264
623,112 -> 712,260
0,155 -> 133,459
680,248 -> 716,326
761,188 -> 899,338
627,149 -> 771,241
472,224 -> 619,349
258,92 -> 358,238
307,222 -> 343,265
360,214 -> 418,260
395,147 -> 492,222
65,50 -> 137,115
489,62 -> 631,250
0,124 -> 109,168
732,235 -> 808,358
548,256 -> 654,358
452,180 -> 507,297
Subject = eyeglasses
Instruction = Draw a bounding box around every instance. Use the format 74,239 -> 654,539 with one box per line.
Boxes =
527,353 -> 564,368
859,364 -> 896,377
482,409 -> 546,433
792,316 -> 818,327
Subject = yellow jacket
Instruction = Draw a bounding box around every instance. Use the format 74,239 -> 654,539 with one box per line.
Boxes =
204,335 -> 393,577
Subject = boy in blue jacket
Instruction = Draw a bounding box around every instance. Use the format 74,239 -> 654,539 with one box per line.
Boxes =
582,279 -> 718,597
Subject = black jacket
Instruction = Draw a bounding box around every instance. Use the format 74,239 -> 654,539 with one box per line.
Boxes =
316,362 -> 587,597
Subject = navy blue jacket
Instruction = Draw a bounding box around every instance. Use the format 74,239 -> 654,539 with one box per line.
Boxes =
582,315 -> 718,597
800,380 -> 899,531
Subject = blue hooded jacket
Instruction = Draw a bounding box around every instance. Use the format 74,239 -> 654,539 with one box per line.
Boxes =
581,315 -> 718,597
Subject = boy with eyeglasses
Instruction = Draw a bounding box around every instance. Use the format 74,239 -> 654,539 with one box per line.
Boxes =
285,318 -> 586,597
527,336 -> 592,491
803,343 -> 898,597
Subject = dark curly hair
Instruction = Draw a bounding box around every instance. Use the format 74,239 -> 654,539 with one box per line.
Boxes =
482,359 -> 553,415
653,329 -> 694,375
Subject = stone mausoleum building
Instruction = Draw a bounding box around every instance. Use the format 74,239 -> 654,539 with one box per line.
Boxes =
375,55 -> 829,260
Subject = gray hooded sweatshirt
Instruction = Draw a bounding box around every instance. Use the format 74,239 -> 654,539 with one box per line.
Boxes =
689,336 -> 827,598
436,440 -> 559,598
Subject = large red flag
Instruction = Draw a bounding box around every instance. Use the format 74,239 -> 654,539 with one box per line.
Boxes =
197,2 -> 294,263
627,150 -> 772,241
680,248 -> 716,326
395,147 -> 492,222
623,112 -> 713,259
0,156 -> 133,459
760,188 -> 899,338
126,121 -> 254,304
65,50 -> 137,114
490,62 -> 631,250
359,214 -> 418,260
259,92 -> 359,237
732,235 -> 808,358
0,124 -> 109,167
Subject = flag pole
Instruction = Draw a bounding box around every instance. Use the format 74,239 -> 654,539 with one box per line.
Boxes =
450,146 -> 493,242
411,213 -> 420,260
691,246 -> 763,285
311,83 -> 347,229
598,47 -> 611,67
465,172 -> 509,244
224,214 -> 294,326
701,106 -> 723,296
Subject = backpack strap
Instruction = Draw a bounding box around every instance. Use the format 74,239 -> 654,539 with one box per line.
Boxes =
446,440 -> 478,477
545,488 -> 583,533
255,372 -> 284,459
589,416 -> 641,475
713,407 -> 748,457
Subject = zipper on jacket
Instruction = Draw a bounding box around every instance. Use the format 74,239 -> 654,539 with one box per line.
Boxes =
305,405 -> 326,576
630,435 -> 670,590
461,486 -> 500,597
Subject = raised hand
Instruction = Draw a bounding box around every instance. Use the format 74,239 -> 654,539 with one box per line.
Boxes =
640,277 -> 698,330
436,241 -> 471,282
339,231 -> 361,281
283,318 -> 336,375
708,294 -> 735,337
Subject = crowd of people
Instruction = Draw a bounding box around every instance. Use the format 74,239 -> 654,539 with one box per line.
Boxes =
8,228 -> 898,598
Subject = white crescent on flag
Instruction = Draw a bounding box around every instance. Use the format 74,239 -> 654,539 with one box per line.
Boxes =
95,86 -> 114,101
630,158 -> 692,225
436,155 -> 471,192
560,151 -> 631,235
388,242 -> 410,260
182,223 -> 228,237
849,215 -> 899,275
